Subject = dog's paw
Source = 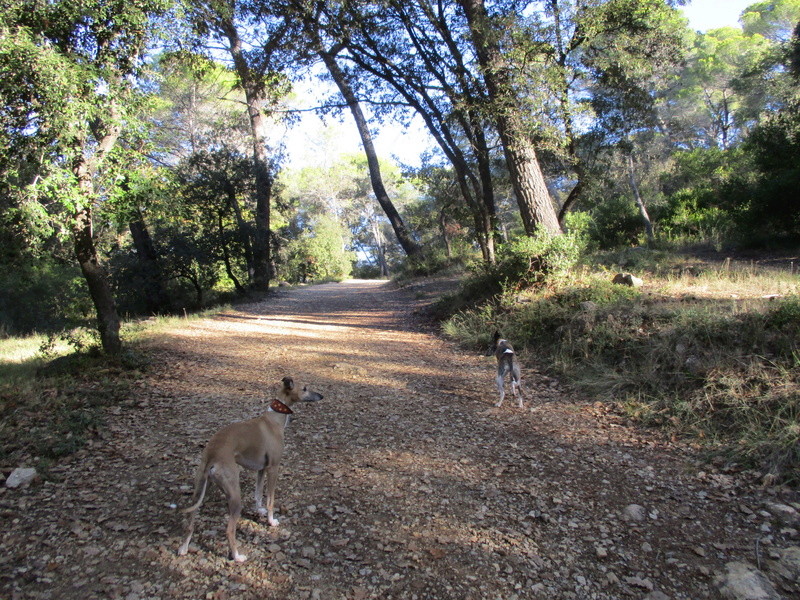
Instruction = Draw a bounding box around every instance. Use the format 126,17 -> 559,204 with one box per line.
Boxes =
256,507 -> 268,516
268,517 -> 279,527
233,552 -> 247,563
177,545 -> 189,556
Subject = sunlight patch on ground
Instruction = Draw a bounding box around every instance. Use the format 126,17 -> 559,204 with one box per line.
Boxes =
0,335 -> 69,363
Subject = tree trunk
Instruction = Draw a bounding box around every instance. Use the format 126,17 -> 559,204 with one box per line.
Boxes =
220,18 -> 272,291
217,210 -> 247,294
129,216 -> 171,314
318,48 -> 423,259
438,207 -> 452,259
72,160 -> 121,355
225,181 -> 254,282
501,141 -> 562,236
458,0 -> 562,237
558,178 -> 584,223
69,101 -> 123,355
371,219 -> 390,276
627,154 -> 654,242
551,0 -> 585,225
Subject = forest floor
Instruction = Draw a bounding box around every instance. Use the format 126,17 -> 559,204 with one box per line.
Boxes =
2,278 -> 799,600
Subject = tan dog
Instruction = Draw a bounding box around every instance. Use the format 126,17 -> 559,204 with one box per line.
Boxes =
488,331 -> 524,407
178,376 -> 323,562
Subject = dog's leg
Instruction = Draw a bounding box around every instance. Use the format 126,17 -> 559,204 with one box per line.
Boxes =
512,363 -> 523,407
495,370 -> 506,407
177,467 -> 209,556
212,467 -> 247,562
225,496 -> 245,562
255,468 -> 268,516
263,465 -> 281,527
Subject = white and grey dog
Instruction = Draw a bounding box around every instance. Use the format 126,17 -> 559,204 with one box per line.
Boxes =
488,331 -> 524,407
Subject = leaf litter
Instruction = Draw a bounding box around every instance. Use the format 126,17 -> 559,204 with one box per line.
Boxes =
1,278 -> 798,599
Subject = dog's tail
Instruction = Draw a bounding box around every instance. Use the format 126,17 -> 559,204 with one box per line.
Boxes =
181,460 -> 210,514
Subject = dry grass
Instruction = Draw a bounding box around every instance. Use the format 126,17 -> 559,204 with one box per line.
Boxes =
657,263 -> 798,301
442,249 -> 800,483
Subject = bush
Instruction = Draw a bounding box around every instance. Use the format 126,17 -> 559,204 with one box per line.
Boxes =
432,228 -> 587,319
0,259 -> 91,335
658,190 -> 735,241
281,214 -> 354,283
586,195 -> 644,249
735,98 -> 800,243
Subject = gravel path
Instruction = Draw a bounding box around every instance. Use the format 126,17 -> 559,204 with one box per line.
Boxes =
2,279 -> 798,599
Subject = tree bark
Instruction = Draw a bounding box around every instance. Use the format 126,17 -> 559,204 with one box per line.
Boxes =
217,210 -> 247,293
458,0 -> 562,237
627,154 -> 654,242
318,48 -> 423,259
557,178 -> 584,223
225,180 -> 254,281
439,206 -> 452,259
220,17 -> 272,290
70,106 -> 123,355
129,216 -> 171,314
72,159 -> 121,355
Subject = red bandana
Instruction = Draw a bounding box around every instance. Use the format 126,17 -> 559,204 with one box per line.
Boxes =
269,399 -> 294,414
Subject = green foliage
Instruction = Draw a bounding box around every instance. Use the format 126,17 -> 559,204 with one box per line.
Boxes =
585,195 -> 643,249
495,229 -> 587,287
0,259 -> 91,335
732,96 -> 800,242
396,247 -> 472,281
583,0 -> 688,135
280,214 -> 354,283
657,146 -> 783,244
741,0 -> 800,42
434,228 -> 587,318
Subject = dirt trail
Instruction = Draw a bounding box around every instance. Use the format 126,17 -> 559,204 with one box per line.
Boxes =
1,279 -> 797,599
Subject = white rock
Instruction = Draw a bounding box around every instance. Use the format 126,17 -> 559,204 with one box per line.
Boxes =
622,504 -> 647,522
764,502 -> 799,526
612,273 -> 644,287
5,467 -> 37,488
715,561 -> 780,600
772,546 -> 800,583
624,576 -> 654,591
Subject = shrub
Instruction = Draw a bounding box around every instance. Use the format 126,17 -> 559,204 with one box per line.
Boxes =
281,214 -> 354,283
0,259 -> 91,335
586,195 -> 643,249
434,227 -> 588,318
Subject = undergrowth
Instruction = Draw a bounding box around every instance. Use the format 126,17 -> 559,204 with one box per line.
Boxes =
442,247 -> 800,484
0,313 -> 210,474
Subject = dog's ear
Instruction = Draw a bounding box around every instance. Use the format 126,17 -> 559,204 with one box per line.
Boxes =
281,376 -> 294,390
492,331 -> 501,342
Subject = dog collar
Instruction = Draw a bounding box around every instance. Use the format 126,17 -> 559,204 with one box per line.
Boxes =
268,399 -> 293,414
